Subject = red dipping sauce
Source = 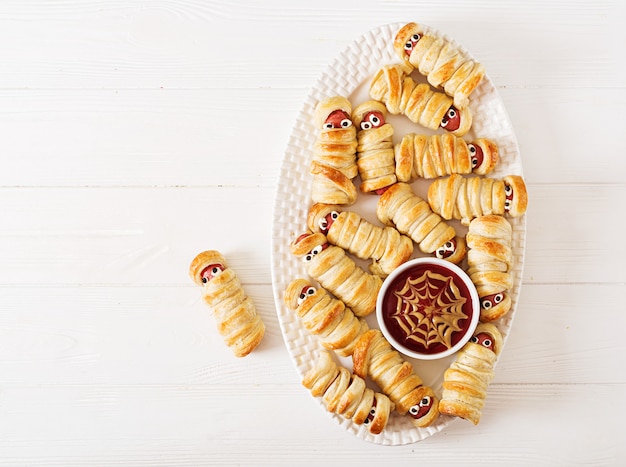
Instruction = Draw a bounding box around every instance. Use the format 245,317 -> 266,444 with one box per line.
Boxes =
376,258 -> 480,360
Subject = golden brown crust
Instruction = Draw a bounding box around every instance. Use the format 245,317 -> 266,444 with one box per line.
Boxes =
466,215 -> 514,321
352,100 -> 398,193
393,22 -> 485,109
428,174 -> 527,226
307,203 -> 413,277
283,278 -> 368,357
439,323 -> 502,424
189,250 -> 265,357
310,96 -> 358,205
352,330 -> 439,427
302,350 -> 393,435
369,64 -> 472,136
504,175 -> 528,217
376,183 -> 465,264
290,232 -> 382,317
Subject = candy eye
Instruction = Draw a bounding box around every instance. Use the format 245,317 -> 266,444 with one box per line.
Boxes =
505,199 -> 512,211
412,33 -> 421,42
482,338 -> 492,348
404,41 -> 413,51
297,286 -> 316,305
471,335 -> 479,343
447,108 -> 457,119
481,298 -> 492,309
369,114 -> 380,126
505,184 -> 513,196
360,121 -> 372,130
420,396 -> 431,407
318,218 -> 328,231
468,144 -> 477,154
409,405 -> 419,415
340,118 -> 352,128
323,122 -> 333,129
330,211 -> 339,221
494,293 -> 503,304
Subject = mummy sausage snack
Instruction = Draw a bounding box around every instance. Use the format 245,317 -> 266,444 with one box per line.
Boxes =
427,173 -> 528,226
307,203 -> 413,277
351,100 -> 398,193
376,182 -> 467,264
439,323 -> 503,425
352,329 -> 439,428
395,133 -> 499,181
310,96 -> 359,205
284,278 -> 369,357
290,232 -> 382,317
303,350 -> 394,435
394,22 -> 485,109
369,63 -> 472,136
466,215 -> 514,322
189,250 -> 265,357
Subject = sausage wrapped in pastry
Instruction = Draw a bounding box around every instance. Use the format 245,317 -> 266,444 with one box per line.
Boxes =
284,278 -> 369,357
394,22 -> 485,109
369,63 -> 472,136
466,215 -> 514,322
395,133 -> 498,181
189,250 -> 265,357
307,203 -> 413,277
376,182 -> 467,264
439,323 -> 503,425
290,232 -> 382,317
351,100 -> 398,193
352,329 -> 439,427
303,350 -> 394,435
310,96 -> 358,205
427,173 -> 528,226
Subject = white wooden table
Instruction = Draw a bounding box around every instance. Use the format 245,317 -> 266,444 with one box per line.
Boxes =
1,1 -> 624,465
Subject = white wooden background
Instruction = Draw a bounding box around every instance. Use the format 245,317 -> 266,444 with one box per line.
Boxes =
0,1 -> 624,465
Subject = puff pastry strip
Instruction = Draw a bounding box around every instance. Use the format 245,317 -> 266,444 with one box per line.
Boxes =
189,250 -> 265,357
369,63 -> 472,136
302,350 -> 394,435
394,22 -> 485,109
427,173 -> 528,226
466,215 -> 514,322
352,329 -> 439,427
439,323 -> 503,425
351,100 -> 398,193
395,133 -> 498,181
291,232 -> 382,317
307,203 -> 413,277
310,96 -> 358,205
284,278 -> 369,357
376,182 -> 466,264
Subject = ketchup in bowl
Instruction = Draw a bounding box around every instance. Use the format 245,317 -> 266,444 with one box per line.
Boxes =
376,257 -> 480,360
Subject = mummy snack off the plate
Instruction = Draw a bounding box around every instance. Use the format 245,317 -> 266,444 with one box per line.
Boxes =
307,203 -> 413,277
189,250 -> 265,357
394,22 -> 485,109
303,350 -> 394,435
284,278 -> 369,357
352,329 -> 439,428
439,323 -> 503,425
310,96 -> 359,205
376,182 -> 467,264
291,232 -> 382,317
351,100 -> 398,193
466,215 -> 514,322
427,173 -> 528,226
395,133 -> 498,181
369,63 -> 472,137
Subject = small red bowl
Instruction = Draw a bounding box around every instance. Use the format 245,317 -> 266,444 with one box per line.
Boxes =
376,257 -> 480,360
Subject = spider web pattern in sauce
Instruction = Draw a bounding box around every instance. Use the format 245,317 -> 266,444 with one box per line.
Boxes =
382,264 -> 474,354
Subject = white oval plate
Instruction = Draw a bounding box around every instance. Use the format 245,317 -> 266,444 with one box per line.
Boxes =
271,22 -> 526,445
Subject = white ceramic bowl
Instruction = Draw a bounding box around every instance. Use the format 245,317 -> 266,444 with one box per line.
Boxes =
376,257 -> 480,360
